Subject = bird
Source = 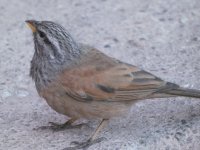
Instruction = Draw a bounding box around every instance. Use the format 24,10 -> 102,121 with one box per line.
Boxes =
26,20 -> 200,150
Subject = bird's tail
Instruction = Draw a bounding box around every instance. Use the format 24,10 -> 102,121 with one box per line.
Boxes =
163,87 -> 200,98
158,82 -> 200,98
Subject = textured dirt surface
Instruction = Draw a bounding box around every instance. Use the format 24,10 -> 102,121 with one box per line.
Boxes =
1,0 -> 200,150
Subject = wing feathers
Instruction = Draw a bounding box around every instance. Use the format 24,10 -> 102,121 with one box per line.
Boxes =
59,47 -> 170,102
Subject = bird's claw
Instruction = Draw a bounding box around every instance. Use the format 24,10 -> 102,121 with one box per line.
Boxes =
63,137 -> 106,150
35,122 -> 88,131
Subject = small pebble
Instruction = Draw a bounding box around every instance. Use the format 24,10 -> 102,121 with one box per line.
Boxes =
16,89 -> 29,97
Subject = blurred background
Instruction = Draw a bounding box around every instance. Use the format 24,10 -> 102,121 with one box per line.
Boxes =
1,0 -> 200,149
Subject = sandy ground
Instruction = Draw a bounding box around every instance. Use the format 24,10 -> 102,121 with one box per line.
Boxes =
1,0 -> 200,149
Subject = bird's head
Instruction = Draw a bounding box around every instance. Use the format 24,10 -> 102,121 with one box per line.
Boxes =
26,20 -> 80,62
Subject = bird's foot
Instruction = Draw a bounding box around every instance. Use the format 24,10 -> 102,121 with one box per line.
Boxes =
36,121 -> 87,131
63,137 -> 106,150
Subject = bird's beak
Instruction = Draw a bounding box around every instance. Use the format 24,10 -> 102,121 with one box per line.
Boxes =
25,20 -> 37,33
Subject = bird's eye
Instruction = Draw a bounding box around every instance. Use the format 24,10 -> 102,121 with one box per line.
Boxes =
39,31 -> 46,38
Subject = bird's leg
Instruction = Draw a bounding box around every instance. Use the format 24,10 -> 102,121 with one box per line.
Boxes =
63,119 -> 109,150
37,118 -> 86,131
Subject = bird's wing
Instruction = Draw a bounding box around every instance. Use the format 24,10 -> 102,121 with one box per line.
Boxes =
59,48 -> 174,102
